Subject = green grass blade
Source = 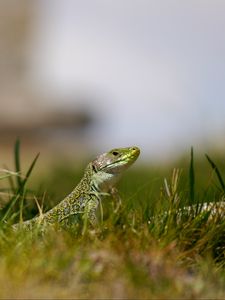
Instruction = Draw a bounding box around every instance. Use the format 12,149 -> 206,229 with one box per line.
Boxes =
205,153 -> 225,193
15,151 -> 40,197
189,147 -> 195,204
0,194 -> 20,223
14,139 -> 22,188
22,152 -> 40,187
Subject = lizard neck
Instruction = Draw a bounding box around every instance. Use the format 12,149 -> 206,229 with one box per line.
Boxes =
42,163 -> 97,223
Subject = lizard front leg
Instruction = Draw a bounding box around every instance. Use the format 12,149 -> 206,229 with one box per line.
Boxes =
82,197 -> 99,234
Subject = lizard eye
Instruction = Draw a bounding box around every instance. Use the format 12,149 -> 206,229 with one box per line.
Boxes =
112,151 -> 119,156
92,164 -> 98,172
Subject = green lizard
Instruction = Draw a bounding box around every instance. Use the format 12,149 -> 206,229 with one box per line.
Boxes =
14,146 -> 140,230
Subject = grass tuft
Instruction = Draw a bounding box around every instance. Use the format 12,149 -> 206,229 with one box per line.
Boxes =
0,140 -> 39,225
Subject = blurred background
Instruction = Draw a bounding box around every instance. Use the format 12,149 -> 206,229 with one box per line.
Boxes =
1,0 -> 225,167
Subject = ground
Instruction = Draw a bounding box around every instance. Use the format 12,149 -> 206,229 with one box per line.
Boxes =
0,145 -> 225,298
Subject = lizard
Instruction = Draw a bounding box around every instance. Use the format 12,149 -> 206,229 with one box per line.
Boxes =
13,146 -> 140,230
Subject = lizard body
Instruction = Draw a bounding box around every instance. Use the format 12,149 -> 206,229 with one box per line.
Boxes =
14,146 -> 140,230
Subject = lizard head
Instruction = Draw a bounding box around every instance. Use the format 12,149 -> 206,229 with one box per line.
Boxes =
91,146 -> 140,191
92,146 -> 140,174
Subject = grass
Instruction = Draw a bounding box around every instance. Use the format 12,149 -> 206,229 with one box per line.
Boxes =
0,141 -> 225,298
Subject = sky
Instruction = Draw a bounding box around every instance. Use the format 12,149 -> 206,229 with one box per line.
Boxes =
30,1 -> 225,159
